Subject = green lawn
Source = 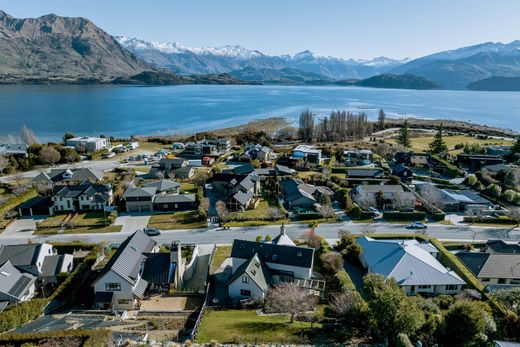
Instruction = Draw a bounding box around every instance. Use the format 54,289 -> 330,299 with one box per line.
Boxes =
147,211 -> 207,230
209,245 -> 232,275
227,219 -> 289,227
196,309 -> 320,344
179,182 -> 197,194
33,225 -> 122,235
38,214 -> 68,228
71,212 -> 108,227
297,171 -> 321,179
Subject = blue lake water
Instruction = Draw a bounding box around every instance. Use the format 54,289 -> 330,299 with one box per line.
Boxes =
0,84 -> 518,141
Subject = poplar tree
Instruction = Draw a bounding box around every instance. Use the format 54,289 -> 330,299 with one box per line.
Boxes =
397,120 -> 411,148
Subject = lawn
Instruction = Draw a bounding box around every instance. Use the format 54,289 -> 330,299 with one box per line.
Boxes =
227,199 -> 288,227
71,212 -> 108,227
196,309 -> 320,344
179,182 -> 197,194
297,171 -> 321,179
209,245 -> 232,275
33,225 -> 122,235
387,134 -> 513,153
147,211 -> 207,230
38,214 -> 67,228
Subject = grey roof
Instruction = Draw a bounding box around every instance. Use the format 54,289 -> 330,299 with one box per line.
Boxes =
229,190 -> 253,206
392,164 -> 411,175
143,253 -> 172,284
347,169 -> 384,178
45,168 -> 103,183
280,179 -> 332,204
230,163 -> 255,176
0,261 -> 36,300
18,196 -> 53,210
457,252 -> 520,279
122,187 -> 157,199
173,166 -> 194,175
53,183 -> 111,200
153,194 -> 196,204
228,253 -> 272,292
158,157 -> 186,169
355,185 -> 403,193
482,163 -> 511,173
276,165 -> 295,176
486,240 -> 520,254
94,231 -> 156,287
143,180 -> 180,193
357,237 -> 465,286
133,278 -> 148,299
41,255 -> 71,277
0,244 -> 42,268
231,239 -> 314,269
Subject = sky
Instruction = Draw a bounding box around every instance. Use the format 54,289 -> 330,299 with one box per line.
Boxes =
1,0 -> 519,60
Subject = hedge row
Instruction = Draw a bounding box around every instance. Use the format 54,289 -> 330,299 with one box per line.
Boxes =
463,216 -> 517,225
0,329 -> 110,347
383,211 -> 426,221
0,188 -> 37,218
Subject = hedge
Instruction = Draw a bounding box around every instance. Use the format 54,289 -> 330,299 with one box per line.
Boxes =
0,188 -> 37,218
431,155 -> 462,178
0,329 -> 110,347
463,216 -> 517,225
383,211 -> 426,221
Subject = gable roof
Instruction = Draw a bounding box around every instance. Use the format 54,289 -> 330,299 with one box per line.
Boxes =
0,261 -> 36,300
231,239 -> 314,269
392,164 -> 411,175
122,187 -> 156,199
228,253 -> 272,292
486,240 -> 520,254
46,168 -> 103,183
229,190 -> 253,206
357,237 -> 465,286
142,179 -> 180,193
355,185 -> 403,194
41,254 -> 72,277
227,163 -> 255,176
52,183 -> 111,200
347,169 -> 384,178
0,244 -> 42,269
456,252 -> 520,279
154,194 -> 196,204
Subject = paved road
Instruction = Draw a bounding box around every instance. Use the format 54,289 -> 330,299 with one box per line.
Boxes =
1,220 -> 519,246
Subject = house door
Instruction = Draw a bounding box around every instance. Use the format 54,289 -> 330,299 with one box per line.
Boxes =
410,285 -> 415,294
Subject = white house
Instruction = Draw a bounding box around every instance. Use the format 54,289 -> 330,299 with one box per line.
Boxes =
357,236 -> 465,295
51,183 -> 113,213
66,136 -> 110,152
0,243 -> 57,276
92,231 -> 157,310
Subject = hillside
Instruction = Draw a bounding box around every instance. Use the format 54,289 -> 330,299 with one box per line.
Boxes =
229,66 -> 331,84
0,10 -> 150,83
350,73 -> 439,90
467,76 -> 520,91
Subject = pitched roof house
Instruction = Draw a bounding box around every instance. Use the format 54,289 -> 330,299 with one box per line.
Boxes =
0,261 -> 36,305
51,183 -> 113,214
357,237 -> 465,295
32,168 -> 103,189
280,178 -> 334,210
142,179 -> 180,194
0,243 -> 56,276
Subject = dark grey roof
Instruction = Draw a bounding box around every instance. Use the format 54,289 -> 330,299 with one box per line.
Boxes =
158,158 -> 186,169
231,239 -> 314,269
347,169 -> 384,178
280,179 -> 316,204
486,240 -> 520,254
0,244 -> 42,268
47,168 -> 103,183
18,196 -> 53,209
212,173 -> 238,183
482,163 -> 511,173
392,164 -> 411,174
228,253 -> 272,292
456,252 -> 490,277
173,166 -> 194,174
276,165 -> 296,176
41,255 -> 65,277
94,231 -> 156,287
143,253 -> 172,285
355,185 -> 403,193
227,163 -> 255,176
0,261 -> 36,300
153,194 -> 196,204
94,291 -> 113,303
122,187 -> 156,199
53,183 -> 111,199
143,179 -> 180,193
229,190 -> 253,206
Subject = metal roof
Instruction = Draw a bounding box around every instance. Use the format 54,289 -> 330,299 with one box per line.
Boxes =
142,179 -> 180,193
0,244 -> 42,268
122,187 -> 156,199
143,253 -> 172,285
486,240 -> 520,254
0,261 -> 36,300
231,239 -> 314,269
457,252 -> 520,279
153,193 -> 196,204
228,253 -> 272,292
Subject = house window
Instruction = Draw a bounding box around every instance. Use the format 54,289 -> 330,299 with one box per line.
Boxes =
418,285 -> 430,289
254,262 -> 260,268
240,289 -> 251,297
445,285 -> 457,291
296,251 -> 302,257
105,283 -> 121,291
272,254 -> 278,261
242,276 -> 250,284
118,299 -> 131,305
481,278 -> 490,282
251,269 -> 257,276
498,278 -> 507,284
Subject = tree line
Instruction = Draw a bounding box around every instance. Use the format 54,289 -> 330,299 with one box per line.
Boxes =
298,110 -> 373,142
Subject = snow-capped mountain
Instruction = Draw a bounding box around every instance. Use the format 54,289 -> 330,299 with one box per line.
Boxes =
116,36 -> 407,79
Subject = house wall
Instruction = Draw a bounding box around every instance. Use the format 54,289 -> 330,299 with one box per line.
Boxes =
153,201 -> 196,212
228,273 -> 265,300
480,277 -> 520,286
93,270 -> 135,310
52,196 -> 75,212
289,196 -> 315,209
232,257 -> 312,280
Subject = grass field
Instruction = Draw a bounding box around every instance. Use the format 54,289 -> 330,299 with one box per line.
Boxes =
209,246 -> 232,275
147,211 -> 207,230
38,214 -> 67,228
387,134 -> 513,153
71,212 -> 108,227
196,309 -> 320,344
179,182 -> 197,194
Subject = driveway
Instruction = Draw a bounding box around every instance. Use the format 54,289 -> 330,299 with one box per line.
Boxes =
183,244 -> 214,290
114,213 -> 151,233
2,217 -> 42,237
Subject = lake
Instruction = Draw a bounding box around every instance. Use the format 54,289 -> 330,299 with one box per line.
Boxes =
0,84 -> 518,142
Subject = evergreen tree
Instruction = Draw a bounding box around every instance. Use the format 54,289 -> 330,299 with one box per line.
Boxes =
510,136 -> 520,161
397,120 -> 411,148
378,109 -> 386,129
429,123 -> 448,154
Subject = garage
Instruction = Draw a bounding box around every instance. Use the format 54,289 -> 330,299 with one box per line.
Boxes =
18,197 -> 54,217
128,204 -> 152,213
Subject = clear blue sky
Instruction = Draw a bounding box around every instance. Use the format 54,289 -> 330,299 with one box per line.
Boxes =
1,0 -> 519,59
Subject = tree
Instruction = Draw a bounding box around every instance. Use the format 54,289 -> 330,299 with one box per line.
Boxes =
199,197 -> 210,213
264,283 -> 318,323
21,126 -> 39,145
330,290 -> 368,331
429,123 -> 448,154
392,192 -> 415,212
397,120 -> 411,148
485,183 -> 502,197
418,184 -> 445,210
510,136 -> 520,161
441,300 -> 495,346
336,230 -> 362,264
301,228 -> 323,250
298,110 -> 315,142
38,146 -> 61,166
60,147 -> 80,164
266,207 -> 283,221
63,132 -> 75,144
353,190 -> 376,210
215,200 -> 229,223
378,109 -> 386,129
0,156 -> 8,174
363,274 -> 425,343
318,203 -> 335,221
492,288 -> 520,315
320,252 -> 344,273
506,207 -> 520,228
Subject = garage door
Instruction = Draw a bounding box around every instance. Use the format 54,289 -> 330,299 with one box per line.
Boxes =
129,205 -> 151,212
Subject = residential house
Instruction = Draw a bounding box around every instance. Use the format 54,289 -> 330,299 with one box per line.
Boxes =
456,154 -> 504,172
486,240 -> 520,254
244,144 -> 276,162
212,169 -> 261,212
173,166 -> 195,180
254,165 -> 297,181
290,145 -> 322,166
227,227 -> 322,301
143,241 -> 185,292
343,149 -> 373,167
394,152 -> 431,168
346,168 -> 384,179
153,194 -> 197,212
486,145 -> 512,157
456,252 -> 520,291
357,237 -> 465,295
0,243 -> 57,276
482,163 -> 512,178
122,185 -> 197,213
32,168 -> 104,190
181,139 -> 229,159
122,187 -> 156,212
18,196 -> 54,217
202,156 -> 215,166
0,143 -> 28,158
0,261 -> 36,306
51,183 -> 113,213
41,254 -> 74,284
280,178 -> 334,210
351,185 -> 414,210
93,231 -> 157,310
392,164 -> 413,183
150,158 -> 188,178
142,179 -> 180,194
65,136 -> 110,152
416,183 -> 491,213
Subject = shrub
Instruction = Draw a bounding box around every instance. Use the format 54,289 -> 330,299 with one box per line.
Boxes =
486,183 -> 502,197
320,252 -> 344,273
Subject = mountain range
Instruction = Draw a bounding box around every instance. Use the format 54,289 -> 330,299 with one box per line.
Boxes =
0,10 -> 519,90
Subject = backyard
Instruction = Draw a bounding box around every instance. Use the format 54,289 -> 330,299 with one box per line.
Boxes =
195,309 -> 321,344
147,211 -> 207,230
209,245 -> 232,275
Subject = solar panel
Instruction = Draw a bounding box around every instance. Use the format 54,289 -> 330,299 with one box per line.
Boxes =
9,276 -> 32,297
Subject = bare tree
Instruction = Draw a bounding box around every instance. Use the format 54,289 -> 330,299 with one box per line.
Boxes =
0,156 -> 8,174
216,200 -> 230,223
267,207 -> 283,221
506,207 -> 520,230
200,197 -> 210,212
298,110 -> 315,142
38,146 -> 61,166
418,184 -> 445,210
21,126 -> 39,145
301,227 -> 322,250
352,191 -> 376,210
392,192 -> 416,212
320,252 -> 344,273
318,204 -> 335,221
265,283 -> 318,323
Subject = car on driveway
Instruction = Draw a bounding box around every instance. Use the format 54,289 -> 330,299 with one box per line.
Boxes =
407,221 -> 427,230
142,227 -> 161,236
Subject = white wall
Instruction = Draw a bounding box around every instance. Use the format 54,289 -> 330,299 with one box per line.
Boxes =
231,257 -> 312,280
228,273 -> 265,300
93,270 -> 135,310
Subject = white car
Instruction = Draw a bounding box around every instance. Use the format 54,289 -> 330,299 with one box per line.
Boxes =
408,222 -> 427,230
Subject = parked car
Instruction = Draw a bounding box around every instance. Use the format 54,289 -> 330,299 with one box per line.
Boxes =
408,222 -> 427,230
142,228 -> 161,236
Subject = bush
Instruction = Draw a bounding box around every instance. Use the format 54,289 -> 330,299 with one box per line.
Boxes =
486,183 -> 502,197
320,252 -> 344,273
336,232 -> 362,265
464,175 -> 478,186
396,333 -> 414,347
